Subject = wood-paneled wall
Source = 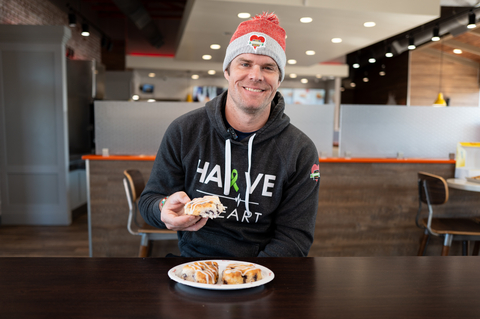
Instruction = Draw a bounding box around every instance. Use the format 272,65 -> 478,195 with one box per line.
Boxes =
409,49 -> 480,106
87,160 -> 480,257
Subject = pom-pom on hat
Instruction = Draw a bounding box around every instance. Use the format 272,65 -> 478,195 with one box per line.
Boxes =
223,12 -> 286,81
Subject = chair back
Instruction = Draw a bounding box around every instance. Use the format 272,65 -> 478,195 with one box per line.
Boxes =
123,169 -> 145,207
417,172 -> 449,205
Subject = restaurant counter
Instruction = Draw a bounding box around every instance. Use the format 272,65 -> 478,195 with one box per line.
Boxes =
82,155 -> 480,257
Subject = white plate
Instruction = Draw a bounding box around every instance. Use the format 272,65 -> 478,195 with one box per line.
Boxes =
466,177 -> 480,184
168,260 -> 275,290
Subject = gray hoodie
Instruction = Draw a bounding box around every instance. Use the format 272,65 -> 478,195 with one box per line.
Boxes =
139,90 -> 320,257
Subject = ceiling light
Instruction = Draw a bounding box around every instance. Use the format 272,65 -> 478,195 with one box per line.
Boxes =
331,38 -> 342,43
385,46 -> 393,58
147,99 -> 156,102
353,63 -> 360,69
468,11 -> 476,29
148,73 -> 155,77
68,13 -> 76,27
287,59 -> 297,65
453,49 -> 462,54
363,77 -> 369,82
300,17 -> 313,23
379,71 -> 386,76
350,82 -> 356,88
300,78 -> 308,83
132,95 -> 139,101
315,74 -> 322,78
364,21 -> 376,27
238,13 -> 251,19
202,55 -> 212,60
368,57 -> 376,63
191,74 -> 199,79
289,73 -> 297,78
408,36 -> 416,50
432,24 -> 440,42
306,50 -> 315,55
207,70 -> 216,75
81,23 -> 90,37
210,44 -> 221,50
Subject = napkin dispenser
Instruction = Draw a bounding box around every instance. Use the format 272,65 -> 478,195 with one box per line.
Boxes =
455,142 -> 480,179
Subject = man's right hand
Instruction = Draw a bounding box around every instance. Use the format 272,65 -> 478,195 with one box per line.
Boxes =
160,191 -> 208,231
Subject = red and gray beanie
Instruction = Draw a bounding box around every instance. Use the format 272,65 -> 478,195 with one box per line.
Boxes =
223,12 -> 286,81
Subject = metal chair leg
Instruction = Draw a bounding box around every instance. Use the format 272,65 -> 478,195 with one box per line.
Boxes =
417,229 -> 429,256
472,241 -> 480,256
462,241 -> 469,256
139,234 -> 150,257
441,234 -> 453,256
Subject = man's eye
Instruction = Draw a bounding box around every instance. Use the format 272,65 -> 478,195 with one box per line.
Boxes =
241,63 -> 250,67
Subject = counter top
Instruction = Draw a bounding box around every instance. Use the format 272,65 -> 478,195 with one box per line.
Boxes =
82,154 -> 455,164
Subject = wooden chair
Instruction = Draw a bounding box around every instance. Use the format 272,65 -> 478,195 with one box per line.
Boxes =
123,169 -> 177,257
416,172 -> 480,256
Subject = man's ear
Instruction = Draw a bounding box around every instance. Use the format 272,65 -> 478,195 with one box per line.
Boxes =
224,69 -> 229,81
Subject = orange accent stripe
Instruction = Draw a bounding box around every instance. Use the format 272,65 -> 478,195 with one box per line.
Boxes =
82,155 -> 156,161
82,154 -> 455,164
319,158 -> 455,164
128,53 -> 175,57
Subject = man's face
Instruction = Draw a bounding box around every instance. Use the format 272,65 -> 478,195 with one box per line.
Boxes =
224,53 -> 281,116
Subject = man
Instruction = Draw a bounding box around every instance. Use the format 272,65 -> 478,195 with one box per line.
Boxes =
139,12 -> 320,257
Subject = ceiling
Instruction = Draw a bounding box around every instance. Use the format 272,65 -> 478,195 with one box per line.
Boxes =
68,0 -> 480,76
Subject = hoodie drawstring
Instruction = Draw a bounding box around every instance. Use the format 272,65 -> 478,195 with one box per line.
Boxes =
224,134 -> 256,218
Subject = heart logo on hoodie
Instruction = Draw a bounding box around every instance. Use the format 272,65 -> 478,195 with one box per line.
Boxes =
248,35 -> 266,50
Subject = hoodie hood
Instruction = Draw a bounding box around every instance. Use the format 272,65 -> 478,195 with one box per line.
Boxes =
205,90 -> 290,144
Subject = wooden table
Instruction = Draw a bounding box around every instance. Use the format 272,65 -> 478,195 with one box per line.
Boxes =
1,257 -> 480,318
447,178 -> 480,192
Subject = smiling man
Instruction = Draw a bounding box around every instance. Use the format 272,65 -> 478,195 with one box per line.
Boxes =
139,12 -> 320,258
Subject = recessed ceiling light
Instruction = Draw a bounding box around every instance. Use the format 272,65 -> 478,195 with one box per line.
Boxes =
210,44 -> 221,50
208,70 -> 216,75
202,55 -> 212,60
238,13 -> 251,19
147,99 -> 156,102
306,50 -> 315,55
191,74 -> 199,79
287,59 -> 297,65
369,57 -> 376,63
363,77 -> 369,82
350,82 -> 356,88
148,73 -> 155,77
353,63 -> 360,69
364,21 -> 376,27
300,78 -> 308,83
300,17 -> 313,23
289,73 -> 297,78
453,49 -> 462,54
132,95 -> 139,101
379,71 -> 386,76
331,38 -> 342,43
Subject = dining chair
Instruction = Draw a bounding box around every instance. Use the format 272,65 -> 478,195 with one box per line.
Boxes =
416,171 -> 480,256
123,169 -> 177,257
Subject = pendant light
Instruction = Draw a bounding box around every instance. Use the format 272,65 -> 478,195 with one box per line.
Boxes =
433,41 -> 447,106
468,11 -> 476,29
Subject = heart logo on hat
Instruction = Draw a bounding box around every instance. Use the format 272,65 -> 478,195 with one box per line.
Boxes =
248,35 -> 266,50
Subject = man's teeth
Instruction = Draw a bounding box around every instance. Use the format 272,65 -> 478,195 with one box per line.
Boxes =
245,87 -> 263,92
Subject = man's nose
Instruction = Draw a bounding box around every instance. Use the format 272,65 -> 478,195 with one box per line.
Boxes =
249,65 -> 264,81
